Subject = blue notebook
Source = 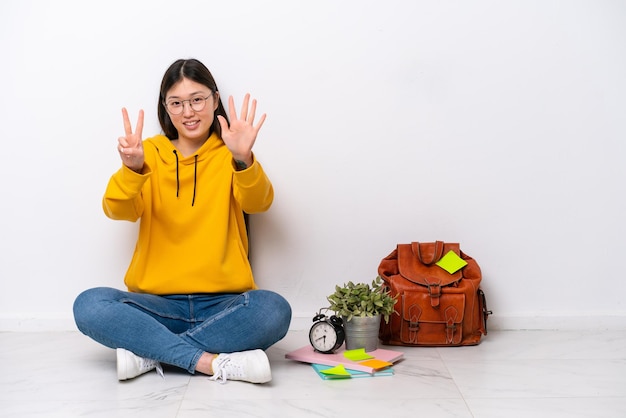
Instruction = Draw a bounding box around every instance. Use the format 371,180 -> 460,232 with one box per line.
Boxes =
311,363 -> 394,380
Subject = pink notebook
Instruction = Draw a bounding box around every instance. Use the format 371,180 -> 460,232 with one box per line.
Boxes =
285,345 -> 404,374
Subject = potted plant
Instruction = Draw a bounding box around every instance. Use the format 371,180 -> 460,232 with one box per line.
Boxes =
326,276 -> 398,351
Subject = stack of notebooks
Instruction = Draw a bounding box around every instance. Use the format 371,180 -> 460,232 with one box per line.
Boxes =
285,346 -> 404,380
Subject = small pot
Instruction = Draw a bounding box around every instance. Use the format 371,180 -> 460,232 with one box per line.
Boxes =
343,315 -> 381,352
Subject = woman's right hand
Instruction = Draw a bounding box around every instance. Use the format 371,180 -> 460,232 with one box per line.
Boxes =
118,108 -> 145,172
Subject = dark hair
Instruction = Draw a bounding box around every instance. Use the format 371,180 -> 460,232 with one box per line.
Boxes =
157,58 -> 228,140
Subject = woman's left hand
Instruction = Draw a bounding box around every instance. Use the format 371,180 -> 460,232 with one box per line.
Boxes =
218,93 -> 266,167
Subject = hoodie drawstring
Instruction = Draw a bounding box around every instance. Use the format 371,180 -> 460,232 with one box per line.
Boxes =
172,150 -> 198,207
173,150 -> 180,198
192,154 -> 198,207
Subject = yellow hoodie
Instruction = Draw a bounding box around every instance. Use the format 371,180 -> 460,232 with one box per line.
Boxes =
103,133 -> 274,295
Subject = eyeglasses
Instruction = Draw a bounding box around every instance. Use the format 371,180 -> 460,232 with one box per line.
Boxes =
164,93 -> 212,115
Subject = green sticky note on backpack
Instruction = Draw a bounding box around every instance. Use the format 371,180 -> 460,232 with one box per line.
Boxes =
436,250 -> 468,274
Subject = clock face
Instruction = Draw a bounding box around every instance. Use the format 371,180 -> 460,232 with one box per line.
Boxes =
309,321 -> 339,353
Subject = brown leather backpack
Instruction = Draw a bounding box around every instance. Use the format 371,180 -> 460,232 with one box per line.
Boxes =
378,241 -> 491,346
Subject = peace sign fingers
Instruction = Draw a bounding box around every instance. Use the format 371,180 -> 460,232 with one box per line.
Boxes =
118,108 -> 145,172
121,108 -> 144,148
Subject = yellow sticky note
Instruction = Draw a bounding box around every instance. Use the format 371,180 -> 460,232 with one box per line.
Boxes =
359,359 -> 393,370
343,348 -> 374,361
319,364 -> 352,377
436,250 -> 468,274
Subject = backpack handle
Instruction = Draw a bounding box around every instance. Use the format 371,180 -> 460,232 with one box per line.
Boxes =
412,241 -> 445,265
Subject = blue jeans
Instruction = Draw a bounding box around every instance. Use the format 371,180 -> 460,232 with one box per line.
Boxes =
73,287 -> 292,373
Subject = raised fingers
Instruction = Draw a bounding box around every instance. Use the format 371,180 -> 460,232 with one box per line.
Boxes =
121,108 -> 144,146
122,107 -> 133,136
254,112 -> 267,132
239,93 -> 250,121
228,94 -> 262,124
228,96 -> 237,121
135,109 -> 144,140
247,97 -> 257,124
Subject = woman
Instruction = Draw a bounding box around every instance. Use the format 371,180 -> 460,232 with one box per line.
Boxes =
73,58 -> 291,384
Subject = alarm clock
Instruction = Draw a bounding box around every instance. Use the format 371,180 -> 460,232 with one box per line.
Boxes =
309,311 -> 345,354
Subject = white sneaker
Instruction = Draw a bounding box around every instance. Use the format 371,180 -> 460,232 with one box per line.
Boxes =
116,348 -> 164,381
209,349 -> 272,384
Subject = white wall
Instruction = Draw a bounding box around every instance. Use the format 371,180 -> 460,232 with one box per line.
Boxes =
1,0 -> 624,331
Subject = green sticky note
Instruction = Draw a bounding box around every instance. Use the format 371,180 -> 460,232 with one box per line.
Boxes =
319,364 -> 352,377
343,348 -> 374,361
436,250 -> 468,274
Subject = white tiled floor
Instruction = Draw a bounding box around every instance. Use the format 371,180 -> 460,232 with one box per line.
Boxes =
1,329 -> 625,417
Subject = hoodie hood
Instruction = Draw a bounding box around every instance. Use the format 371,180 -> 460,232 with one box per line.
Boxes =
144,133 -> 224,206
144,133 -> 222,165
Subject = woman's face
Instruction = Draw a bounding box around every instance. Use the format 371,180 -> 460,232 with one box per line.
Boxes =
164,77 -> 219,143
